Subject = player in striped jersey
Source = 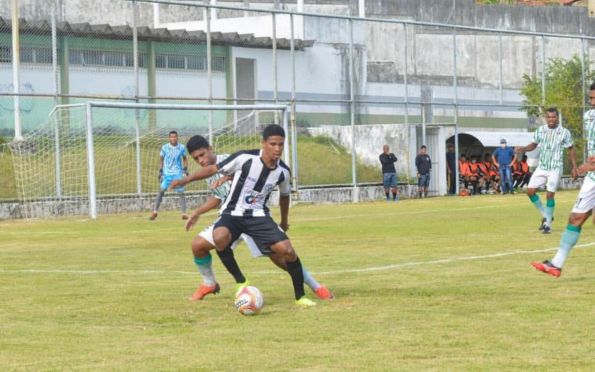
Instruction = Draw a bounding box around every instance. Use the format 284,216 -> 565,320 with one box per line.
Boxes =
182,135 -> 333,301
532,83 -> 595,276
172,125 -> 321,307
516,107 -> 577,234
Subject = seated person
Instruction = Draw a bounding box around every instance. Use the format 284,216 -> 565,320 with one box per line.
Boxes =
513,155 -> 531,189
467,155 -> 484,194
459,154 -> 472,191
477,154 -> 492,193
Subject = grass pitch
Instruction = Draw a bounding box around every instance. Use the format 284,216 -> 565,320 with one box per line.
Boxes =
1,191 -> 595,370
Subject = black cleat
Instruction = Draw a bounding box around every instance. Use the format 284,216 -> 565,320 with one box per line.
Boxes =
542,225 -> 552,234
539,218 -> 546,231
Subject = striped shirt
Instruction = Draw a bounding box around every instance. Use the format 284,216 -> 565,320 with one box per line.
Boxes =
216,149 -> 291,217
206,154 -> 232,201
160,143 -> 186,176
532,124 -> 573,171
584,110 -> 595,181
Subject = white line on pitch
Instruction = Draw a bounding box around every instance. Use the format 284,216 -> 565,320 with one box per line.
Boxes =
0,242 -> 592,277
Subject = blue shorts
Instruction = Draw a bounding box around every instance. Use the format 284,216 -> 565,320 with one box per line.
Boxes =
383,173 -> 397,189
161,173 -> 185,192
418,173 -> 430,188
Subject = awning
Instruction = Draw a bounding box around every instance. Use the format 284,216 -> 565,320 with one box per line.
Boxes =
453,131 -> 534,147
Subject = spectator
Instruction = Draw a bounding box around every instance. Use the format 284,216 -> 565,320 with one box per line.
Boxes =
379,144 -> 398,201
415,145 -> 432,198
477,154 -> 491,194
492,138 -> 516,194
468,155 -> 483,194
459,154 -> 475,193
513,154 -> 532,190
484,153 -> 500,194
446,143 -> 456,194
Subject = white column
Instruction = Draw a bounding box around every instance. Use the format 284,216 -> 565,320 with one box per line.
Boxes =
11,0 -> 22,141
210,0 -> 217,21
297,0 -> 304,12
358,0 -> 365,17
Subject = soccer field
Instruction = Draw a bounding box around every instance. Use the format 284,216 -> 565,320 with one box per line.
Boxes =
1,192 -> 595,370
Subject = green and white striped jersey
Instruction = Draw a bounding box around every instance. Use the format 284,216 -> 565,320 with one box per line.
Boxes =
532,124 -> 573,171
206,154 -> 231,201
583,110 -> 595,181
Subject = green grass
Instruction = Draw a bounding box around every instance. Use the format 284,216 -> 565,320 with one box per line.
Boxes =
1,191 -> 595,370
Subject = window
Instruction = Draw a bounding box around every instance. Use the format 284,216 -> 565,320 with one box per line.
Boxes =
155,54 -> 166,68
0,46 -> 10,62
20,48 -> 34,63
213,56 -> 226,72
187,55 -> 205,70
34,48 -> 53,64
167,55 -> 186,69
82,50 -> 103,65
104,51 -> 123,66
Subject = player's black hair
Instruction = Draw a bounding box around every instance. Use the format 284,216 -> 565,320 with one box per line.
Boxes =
522,155 -> 528,161
169,130 -> 178,136
484,153 -> 491,159
262,124 -> 285,140
590,81 -> 595,91
460,153 -> 466,159
546,107 -> 559,117
420,145 -> 427,149
186,135 -> 210,153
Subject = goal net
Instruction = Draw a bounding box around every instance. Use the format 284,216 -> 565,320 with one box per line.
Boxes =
9,102 -> 290,218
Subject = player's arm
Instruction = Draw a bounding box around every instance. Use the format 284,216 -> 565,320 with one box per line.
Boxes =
279,194 -> 290,232
182,155 -> 189,176
516,142 -> 538,154
568,146 -> 578,179
185,197 -> 221,231
491,154 -> 499,168
170,164 -> 219,190
577,155 -> 595,175
158,156 -> 164,180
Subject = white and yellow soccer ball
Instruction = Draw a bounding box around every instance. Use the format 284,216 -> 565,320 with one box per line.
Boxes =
234,286 -> 264,315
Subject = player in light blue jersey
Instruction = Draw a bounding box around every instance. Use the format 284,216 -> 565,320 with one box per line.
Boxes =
516,107 -> 577,234
183,135 -> 334,301
532,83 -> 595,277
149,131 -> 189,221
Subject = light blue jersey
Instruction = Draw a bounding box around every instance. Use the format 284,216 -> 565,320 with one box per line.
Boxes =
206,154 -> 232,202
160,143 -> 186,176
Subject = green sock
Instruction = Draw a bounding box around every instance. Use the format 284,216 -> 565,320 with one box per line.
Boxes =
194,253 -> 216,286
529,194 -> 546,218
551,225 -> 581,268
545,199 -> 555,224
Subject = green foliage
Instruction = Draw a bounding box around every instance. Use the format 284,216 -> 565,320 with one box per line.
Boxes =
520,55 -> 595,162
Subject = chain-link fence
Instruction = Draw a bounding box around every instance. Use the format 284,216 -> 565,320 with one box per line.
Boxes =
1,0 -> 594,213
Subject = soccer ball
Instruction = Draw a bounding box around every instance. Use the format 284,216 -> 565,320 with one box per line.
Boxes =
234,286 -> 264,315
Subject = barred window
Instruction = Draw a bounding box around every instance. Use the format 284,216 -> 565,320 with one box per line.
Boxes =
213,56 -> 226,72
104,51 -> 123,66
187,55 -> 205,70
168,55 -> 186,69
82,50 -> 103,65
34,48 -> 53,64
0,46 -> 10,62
155,54 -> 166,68
20,48 -> 34,63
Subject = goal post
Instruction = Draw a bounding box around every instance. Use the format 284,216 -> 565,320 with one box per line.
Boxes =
10,101 -> 292,219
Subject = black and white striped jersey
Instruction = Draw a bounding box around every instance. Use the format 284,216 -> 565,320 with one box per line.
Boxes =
216,149 -> 291,217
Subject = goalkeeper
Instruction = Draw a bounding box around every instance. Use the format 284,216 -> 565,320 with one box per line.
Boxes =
150,130 -> 189,221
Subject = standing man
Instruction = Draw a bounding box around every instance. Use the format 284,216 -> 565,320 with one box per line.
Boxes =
379,145 -> 398,201
492,138 -> 515,195
150,130 -> 189,221
415,145 -> 432,198
531,83 -> 595,276
516,107 -> 577,234
172,124 -> 317,307
446,143 -> 456,195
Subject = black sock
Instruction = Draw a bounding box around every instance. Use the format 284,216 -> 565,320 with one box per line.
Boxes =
216,246 -> 246,284
385,192 -> 389,199
392,192 -> 397,200
286,257 -> 305,300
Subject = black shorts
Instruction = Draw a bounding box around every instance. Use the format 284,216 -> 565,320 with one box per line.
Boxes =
214,214 -> 289,255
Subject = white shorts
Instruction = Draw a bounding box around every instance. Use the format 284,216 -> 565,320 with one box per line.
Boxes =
572,176 -> 595,214
198,224 -> 264,258
527,167 -> 561,193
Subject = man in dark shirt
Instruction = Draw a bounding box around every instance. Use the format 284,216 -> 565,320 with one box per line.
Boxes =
446,143 -> 456,194
379,144 -> 398,201
415,145 -> 432,198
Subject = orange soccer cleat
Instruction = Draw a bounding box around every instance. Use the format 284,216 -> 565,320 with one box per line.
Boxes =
531,260 -> 561,278
314,285 -> 335,300
189,283 -> 221,301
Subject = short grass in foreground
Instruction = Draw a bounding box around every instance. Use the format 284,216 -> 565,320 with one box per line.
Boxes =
1,191 -> 595,370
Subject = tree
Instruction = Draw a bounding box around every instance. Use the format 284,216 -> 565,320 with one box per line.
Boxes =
520,55 -> 595,162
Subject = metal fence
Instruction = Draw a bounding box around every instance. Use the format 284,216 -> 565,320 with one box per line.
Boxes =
1,0 -> 594,204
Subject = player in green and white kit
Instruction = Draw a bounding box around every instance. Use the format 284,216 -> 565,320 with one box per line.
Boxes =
516,107 -> 577,234
183,135 -> 334,301
532,84 -> 595,276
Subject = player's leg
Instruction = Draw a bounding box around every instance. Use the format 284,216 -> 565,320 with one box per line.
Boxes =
267,253 -> 334,300
212,218 -> 248,288
542,170 -> 561,232
526,169 -> 548,228
189,230 -> 220,301
532,178 -> 595,276
383,174 -> 390,201
150,175 -> 171,220
269,239 -> 315,306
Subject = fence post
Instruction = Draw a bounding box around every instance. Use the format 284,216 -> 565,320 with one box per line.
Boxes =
349,14 -> 358,202
290,13 -> 299,192
133,0 -> 142,196
51,1 -> 62,199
